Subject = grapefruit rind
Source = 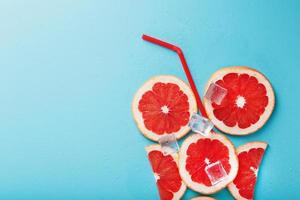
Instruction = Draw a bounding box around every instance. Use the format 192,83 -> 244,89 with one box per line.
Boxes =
145,144 -> 187,200
203,66 -> 275,135
227,141 -> 268,200
132,75 -> 197,141
179,132 -> 239,194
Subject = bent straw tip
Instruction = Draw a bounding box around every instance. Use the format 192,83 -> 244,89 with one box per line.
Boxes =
142,34 -> 150,40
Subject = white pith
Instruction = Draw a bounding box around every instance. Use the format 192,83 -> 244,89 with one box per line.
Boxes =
161,105 -> 170,114
178,132 -> 239,194
205,158 -> 210,165
227,141 -> 268,200
203,66 -> 275,135
145,144 -> 187,200
236,95 -> 246,108
154,173 -> 160,182
250,166 -> 258,176
132,75 -> 197,141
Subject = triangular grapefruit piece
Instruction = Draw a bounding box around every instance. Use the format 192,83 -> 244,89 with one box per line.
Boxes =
146,144 -> 186,200
228,141 -> 268,200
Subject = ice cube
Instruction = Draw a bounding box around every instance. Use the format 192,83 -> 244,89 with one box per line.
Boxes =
158,134 -> 179,155
204,83 -> 227,105
189,113 -> 214,137
205,161 -> 228,185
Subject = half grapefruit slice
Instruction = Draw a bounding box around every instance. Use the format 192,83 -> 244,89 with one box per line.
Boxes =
132,75 -> 197,141
146,144 -> 186,200
228,141 -> 268,200
203,66 -> 275,135
190,196 -> 216,200
179,132 -> 238,194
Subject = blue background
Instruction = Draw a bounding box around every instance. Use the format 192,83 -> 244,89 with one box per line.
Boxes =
0,0 -> 299,199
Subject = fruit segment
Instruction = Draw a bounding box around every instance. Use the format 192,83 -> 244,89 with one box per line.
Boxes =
228,141 -> 268,200
146,144 -> 186,200
132,75 -> 197,141
203,66 -> 275,135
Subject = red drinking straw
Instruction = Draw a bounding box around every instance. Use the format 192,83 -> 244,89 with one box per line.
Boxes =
142,34 -> 208,118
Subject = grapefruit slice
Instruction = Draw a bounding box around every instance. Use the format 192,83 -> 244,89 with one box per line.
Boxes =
132,75 -> 197,141
146,144 -> 186,200
190,196 -> 216,200
228,141 -> 268,200
203,66 -> 275,135
179,132 -> 238,194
